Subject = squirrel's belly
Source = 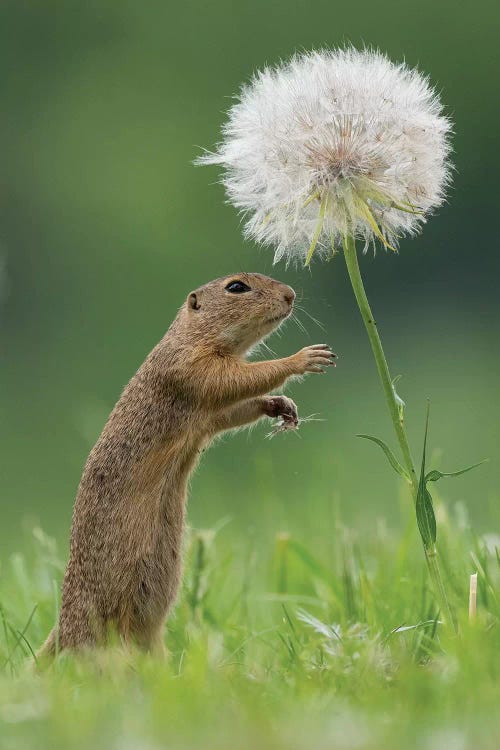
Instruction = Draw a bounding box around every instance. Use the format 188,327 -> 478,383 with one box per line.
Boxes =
63,431 -> 206,644
132,429 -> 210,492
114,473 -> 189,633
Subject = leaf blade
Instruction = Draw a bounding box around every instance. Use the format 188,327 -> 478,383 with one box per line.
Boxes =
416,485 -> 437,551
356,434 -> 410,482
415,402 -> 437,551
426,460 -> 488,483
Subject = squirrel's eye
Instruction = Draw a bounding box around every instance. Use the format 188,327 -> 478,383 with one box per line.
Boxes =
225,280 -> 251,294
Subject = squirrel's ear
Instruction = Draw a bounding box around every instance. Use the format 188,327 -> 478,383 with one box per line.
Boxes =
187,291 -> 201,311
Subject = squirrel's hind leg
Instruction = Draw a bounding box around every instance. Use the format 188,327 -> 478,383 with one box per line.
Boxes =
147,624 -> 168,658
35,627 -> 57,668
133,621 -> 168,659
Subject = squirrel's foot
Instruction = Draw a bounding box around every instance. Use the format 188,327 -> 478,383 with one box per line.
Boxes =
263,395 -> 298,428
292,344 -> 337,374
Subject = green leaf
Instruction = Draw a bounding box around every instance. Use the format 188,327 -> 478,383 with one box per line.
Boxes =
414,405 -> 486,553
425,460 -> 488,483
356,434 -> 411,482
415,402 -> 437,551
416,485 -> 437,552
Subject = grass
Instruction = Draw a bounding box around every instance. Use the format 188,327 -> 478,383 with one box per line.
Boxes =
0,496 -> 499,750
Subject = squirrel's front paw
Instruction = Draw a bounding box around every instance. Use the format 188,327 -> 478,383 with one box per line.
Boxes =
263,395 -> 298,427
292,344 -> 337,374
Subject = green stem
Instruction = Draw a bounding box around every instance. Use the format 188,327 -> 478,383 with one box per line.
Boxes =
342,234 -> 456,632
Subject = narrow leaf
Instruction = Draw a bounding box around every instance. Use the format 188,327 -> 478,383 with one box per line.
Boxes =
426,459 -> 488,483
415,402 -> 437,550
357,434 -> 410,482
416,486 -> 437,551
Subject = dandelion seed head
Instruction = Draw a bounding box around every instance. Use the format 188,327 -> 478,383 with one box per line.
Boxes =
199,48 -> 452,264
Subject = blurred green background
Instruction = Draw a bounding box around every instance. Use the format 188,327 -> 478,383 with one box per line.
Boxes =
1,0 -> 498,558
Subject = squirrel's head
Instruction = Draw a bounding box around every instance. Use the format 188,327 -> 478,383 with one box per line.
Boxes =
182,273 -> 295,353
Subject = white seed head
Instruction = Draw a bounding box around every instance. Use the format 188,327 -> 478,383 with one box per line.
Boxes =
199,48 -> 452,264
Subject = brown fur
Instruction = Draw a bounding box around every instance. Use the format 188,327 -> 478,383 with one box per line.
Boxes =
38,273 -> 335,657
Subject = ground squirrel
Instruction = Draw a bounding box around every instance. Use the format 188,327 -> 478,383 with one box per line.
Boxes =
38,273 -> 335,657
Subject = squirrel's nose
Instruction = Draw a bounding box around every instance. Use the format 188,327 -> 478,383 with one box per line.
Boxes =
283,288 -> 295,305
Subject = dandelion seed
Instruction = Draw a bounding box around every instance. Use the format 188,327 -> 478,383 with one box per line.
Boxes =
199,48 -> 452,264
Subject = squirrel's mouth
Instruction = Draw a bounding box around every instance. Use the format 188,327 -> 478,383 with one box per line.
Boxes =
265,309 -> 292,326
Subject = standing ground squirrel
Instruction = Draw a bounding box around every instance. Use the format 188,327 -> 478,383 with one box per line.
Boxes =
38,273 -> 335,658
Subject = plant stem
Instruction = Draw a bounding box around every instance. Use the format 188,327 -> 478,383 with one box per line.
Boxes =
342,234 -> 456,631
